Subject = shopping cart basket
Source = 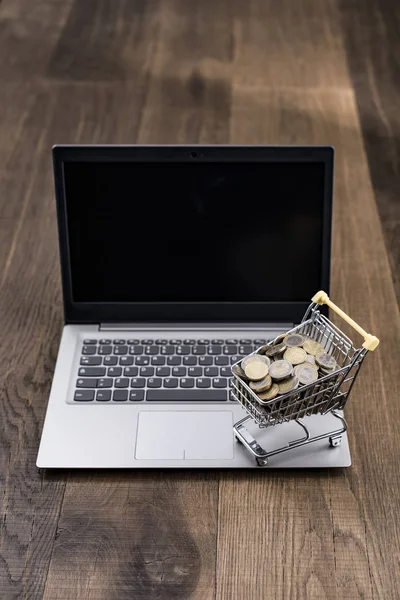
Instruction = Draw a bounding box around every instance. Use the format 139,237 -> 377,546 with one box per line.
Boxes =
231,291 -> 379,466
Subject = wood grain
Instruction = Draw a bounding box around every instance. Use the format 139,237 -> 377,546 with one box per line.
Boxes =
0,0 -> 399,599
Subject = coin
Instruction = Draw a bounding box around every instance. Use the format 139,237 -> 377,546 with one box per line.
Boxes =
283,333 -> 306,347
273,333 -> 287,345
250,374 -> 272,393
232,363 -> 247,379
258,383 -> 279,401
303,339 -> 325,356
244,361 -> 269,381
315,352 -> 337,370
278,375 -> 299,395
265,342 -> 286,357
305,354 -> 317,366
268,360 -> 293,380
294,363 -> 319,385
241,354 -> 270,371
283,347 -> 307,365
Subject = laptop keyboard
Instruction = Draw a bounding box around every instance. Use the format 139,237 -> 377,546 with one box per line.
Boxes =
74,338 -> 269,403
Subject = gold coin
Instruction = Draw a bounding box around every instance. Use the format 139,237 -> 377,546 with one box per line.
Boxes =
294,363 -> 319,385
273,333 -> 287,345
268,360 -> 293,380
258,383 -> 279,401
241,354 -> 270,371
244,361 -> 269,381
303,339 -> 325,356
250,374 -> 272,392
283,333 -> 306,347
278,375 -> 299,395
232,363 -> 247,379
265,342 -> 286,357
315,352 -> 337,370
283,347 -> 307,365
305,354 -> 316,366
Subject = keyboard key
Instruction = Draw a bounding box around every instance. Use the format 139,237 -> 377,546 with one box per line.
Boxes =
156,339 -> 168,345
76,378 -> 97,388
74,390 -> 95,401
198,339 -> 210,345
96,390 -> 111,401
188,367 -> 202,377
84,339 -> 97,345
212,339 -> 224,344
240,339 -> 252,344
115,378 -> 129,388
254,339 -> 266,345
223,345 -> 237,355
184,339 -> 196,345
108,367 -> 122,377
156,367 -> 170,377
114,345 -> 127,355
199,356 -> 213,366
239,345 -> 253,355
129,345 -> 144,355
114,339 -> 126,345
180,378 -> 194,388
208,345 -> 222,355
142,339 -> 154,345
226,339 -> 238,344
98,378 -> 113,388
131,378 -> 145,388
103,356 -> 118,366
230,355 -> 241,364
136,356 -> 150,366
148,378 -> 162,388
164,378 -> 178,388
229,390 -> 237,402
170,339 -> 182,344
119,356 -> 134,366
99,345 -> 112,355
99,339 -> 111,345
167,356 -> 181,366
80,356 -> 102,366
124,367 -> 138,377
213,378 -> 227,388
215,356 -> 229,366
183,356 -> 197,366
78,367 -> 106,377
161,345 -> 174,355
152,356 -> 166,366
220,367 -> 231,377
204,367 -> 218,377
113,390 -> 128,401
193,345 -> 206,355
130,390 -> 145,401
82,345 -> 96,355
145,345 -> 159,355
147,390 -> 227,401
127,339 -> 140,345
176,346 -> 190,355
140,367 -> 154,377
172,367 -> 186,377
196,378 -> 211,388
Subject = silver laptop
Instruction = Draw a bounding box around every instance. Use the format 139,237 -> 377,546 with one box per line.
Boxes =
37,145 -> 351,469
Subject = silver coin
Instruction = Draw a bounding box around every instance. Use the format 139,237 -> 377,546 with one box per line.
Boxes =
283,333 -> 306,347
268,360 -> 293,381
315,352 -> 337,370
241,354 -> 270,371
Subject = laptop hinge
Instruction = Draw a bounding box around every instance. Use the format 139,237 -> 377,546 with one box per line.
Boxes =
100,322 -> 294,331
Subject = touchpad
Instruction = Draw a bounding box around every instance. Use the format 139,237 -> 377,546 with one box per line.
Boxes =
135,411 -> 234,460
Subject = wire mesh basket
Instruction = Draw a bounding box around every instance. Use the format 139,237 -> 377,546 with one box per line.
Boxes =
231,291 -> 379,466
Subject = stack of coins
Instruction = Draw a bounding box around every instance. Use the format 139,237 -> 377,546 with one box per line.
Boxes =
232,331 -> 339,404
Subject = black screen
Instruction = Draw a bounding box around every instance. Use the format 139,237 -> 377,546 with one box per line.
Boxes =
63,161 -> 325,303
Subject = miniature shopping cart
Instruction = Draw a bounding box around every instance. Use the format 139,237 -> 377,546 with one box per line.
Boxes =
231,291 -> 379,466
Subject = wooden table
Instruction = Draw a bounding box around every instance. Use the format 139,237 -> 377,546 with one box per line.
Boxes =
1,1 -> 399,598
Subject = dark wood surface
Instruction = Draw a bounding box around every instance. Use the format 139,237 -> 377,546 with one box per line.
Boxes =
0,1 -> 399,599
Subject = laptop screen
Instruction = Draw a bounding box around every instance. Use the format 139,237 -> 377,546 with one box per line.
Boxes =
63,160 -> 326,304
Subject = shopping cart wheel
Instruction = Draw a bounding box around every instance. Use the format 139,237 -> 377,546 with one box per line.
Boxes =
256,457 -> 268,467
329,435 -> 342,447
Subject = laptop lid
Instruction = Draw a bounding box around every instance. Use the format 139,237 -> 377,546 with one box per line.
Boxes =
53,145 -> 333,324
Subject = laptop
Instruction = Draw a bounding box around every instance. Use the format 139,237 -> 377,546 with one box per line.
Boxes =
37,145 -> 351,469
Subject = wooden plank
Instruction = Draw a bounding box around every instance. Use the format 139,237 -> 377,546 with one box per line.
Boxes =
215,87 -> 400,599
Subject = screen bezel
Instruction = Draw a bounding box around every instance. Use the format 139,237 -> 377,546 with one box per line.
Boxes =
53,145 -> 333,324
